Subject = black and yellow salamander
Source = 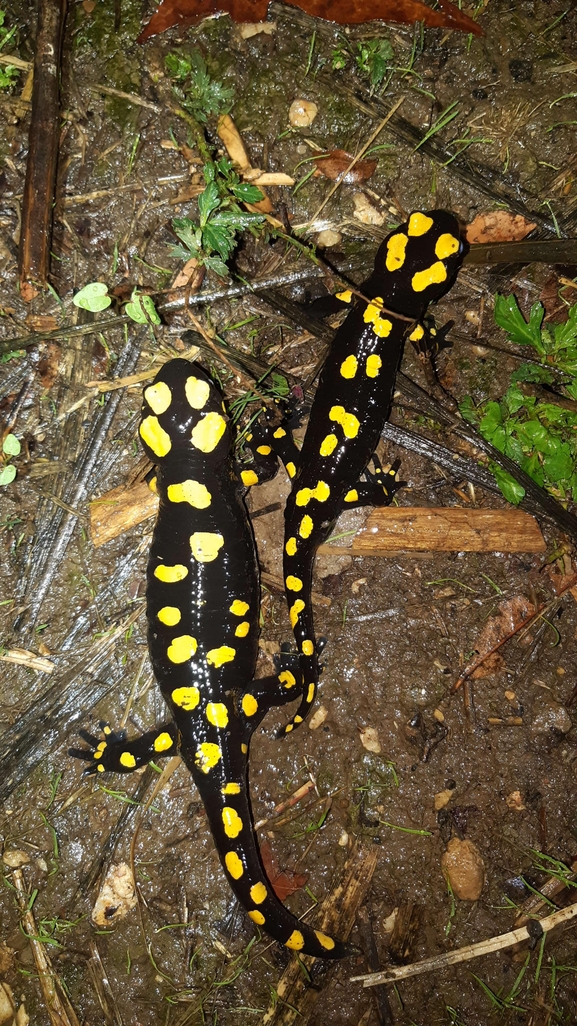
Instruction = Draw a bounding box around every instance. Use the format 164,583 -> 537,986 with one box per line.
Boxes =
248,210 -> 465,733
72,359 -> 349,959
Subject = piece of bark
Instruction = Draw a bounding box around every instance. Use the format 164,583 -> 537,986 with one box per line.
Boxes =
324,507 -> 546,555
19,0 -> 68,297
90,481 -> 157,547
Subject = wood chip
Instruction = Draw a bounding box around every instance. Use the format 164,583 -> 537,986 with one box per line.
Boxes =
90,481 -> 158,548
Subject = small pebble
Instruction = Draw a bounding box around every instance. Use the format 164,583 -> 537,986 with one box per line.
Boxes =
441,838 -> 485,900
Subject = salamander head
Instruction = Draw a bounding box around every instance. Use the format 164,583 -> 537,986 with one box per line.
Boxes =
139,358 -> 232,464
371,209 -> 465,318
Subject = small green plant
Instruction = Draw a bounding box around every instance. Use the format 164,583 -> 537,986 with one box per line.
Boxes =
171,158 -> 266,278
332,36 -> 394,89
165,49 -> 233,123
0,12 -> 19,90
73,283 -> 160,324
460,294 -> 577,504
0,433 -> 20,485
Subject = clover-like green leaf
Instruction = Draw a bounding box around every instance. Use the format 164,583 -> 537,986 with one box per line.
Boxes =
0,464 -> 17,486
73,282 -> 112,312
125,291 -> 161,325
3,434 -> 20,456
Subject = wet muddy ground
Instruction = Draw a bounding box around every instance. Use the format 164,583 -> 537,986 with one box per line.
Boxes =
1,1 -> 577,1023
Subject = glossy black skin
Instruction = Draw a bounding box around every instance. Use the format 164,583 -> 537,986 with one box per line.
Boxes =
277,211 -> 465,729
71,359 -> 348,960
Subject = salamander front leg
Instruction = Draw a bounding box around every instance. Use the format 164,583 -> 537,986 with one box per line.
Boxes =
69,721 -> 178,775
238,653 -> 304,738
341,456 -> 404,510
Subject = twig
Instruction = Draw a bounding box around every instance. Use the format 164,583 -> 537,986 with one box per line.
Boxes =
19,0 -> 67,296
351,901 -> 577,987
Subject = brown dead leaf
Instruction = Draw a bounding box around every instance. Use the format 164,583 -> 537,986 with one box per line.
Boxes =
506,790 -> 526,811
24,314 -> 59,332
138,0 -> 483,43
466,211 -> 537,244
470,596 -> 535,679
260,840 -> 307,901
37,342 -> 60,391
313,149 -> 377,184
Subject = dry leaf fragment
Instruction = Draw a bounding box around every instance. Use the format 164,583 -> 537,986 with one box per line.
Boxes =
313,149 -> 377,184
308,704 -> 328,729
434,789 -> 454,811
470,596 -> 535,680
466,211 -> 537,244
505,790 -> 526,811
352,192 -> 385,226
92,863 -> 137,926
239,20 -> 276,36
359,725 -> 381,753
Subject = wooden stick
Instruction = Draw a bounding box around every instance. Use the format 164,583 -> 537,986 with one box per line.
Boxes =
351,901 -> 577,987
19,0 -> 67,298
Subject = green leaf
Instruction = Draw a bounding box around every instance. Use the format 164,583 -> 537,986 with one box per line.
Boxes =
543,444 -> 574,483
3,434 -> 20,456
73,282 -> 112,312
125,291 -> 161,325
198,182 -> 221,226
504,383 -> 530,415
494,294 -> 544,348
202,222 -> 235,261
490,463 -> 525,505
518,419 -> 549,446
210,211 -> 265,230
203,254 -> 230,278
458,395 -> 478,424
0,464 -> 17,486
553,303 -> 577,347
231,182 -> 265,204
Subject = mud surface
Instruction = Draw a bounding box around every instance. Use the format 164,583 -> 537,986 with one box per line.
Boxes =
1,1 -> 577,1024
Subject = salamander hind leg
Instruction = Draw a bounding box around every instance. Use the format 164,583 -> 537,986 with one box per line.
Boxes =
341,456 -> 404,510
69,721 -> 178,774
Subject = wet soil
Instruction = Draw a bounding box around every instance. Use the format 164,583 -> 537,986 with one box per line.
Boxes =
1,1 -> 577,1024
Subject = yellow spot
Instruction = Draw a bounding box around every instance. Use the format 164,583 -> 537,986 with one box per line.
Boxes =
285,930 -> 305,951
167,480 -> 211,508
222,807 -> 243,838
195,742 -> 222,773
185,375 -> 210,409
289,599 -> 305,628
154,562 -> 188,583
119,752 -> 136,769
241,469 -> 259,487
385,233 -> 408,271
172,686 -> 200,710
235,621 -> 250,637
329,405 -> 360,439
286,461 -> 296,478
302,640 -> 314,656
286,537 -> 297,557
344,488 -> 358,502
256,444 -> 271,456
190,531 -> 224,563
363,301 -> 393,338
285,723 -> 294,733
207,645 -> 236,668
296,480 -> 331,506
280,670 -> 296,688
144,380 -> 171,415
366,354 -> 382,378
435,232 -> 460,259
250,882 -> 267,904
320,433 -> 338,457
242,693 -> 258,717
336,289 -> 352,303
241,743 -> 248,753
340,354 -> 358,379
225,851 -> 244,879
97,764 -> 105,772
222,783 -> 241,795
154,732 -> 174,753
408,212 -> 434,236
315,930 -> 336,950
307,682 -> 315,703
294,715 -> 303,724
286,575 -> 303,592
412,261 -> 447,292
230,600 -> 249,616
299,515 -> 313,538
206,702 -> 229,728
409,324 -> 425,342
167,635 -> 198,664
157,606 -> 181,627
190,412 -> 227,453
248,910 -> 265,925
139,416 -> 172,458
148,475 -> 158,494
273,427 -> 286,438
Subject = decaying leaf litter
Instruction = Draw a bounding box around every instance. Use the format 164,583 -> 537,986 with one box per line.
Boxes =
1,0 -> 577,1023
